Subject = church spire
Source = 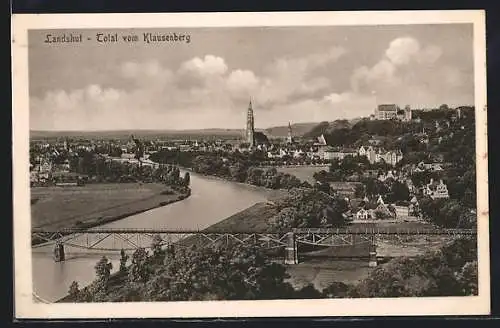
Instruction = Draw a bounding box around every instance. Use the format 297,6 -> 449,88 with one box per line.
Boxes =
287,122 -> 293,144
245,98 -> 255,147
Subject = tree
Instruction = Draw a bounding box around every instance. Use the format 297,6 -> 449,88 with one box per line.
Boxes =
268,207 -> 300,232
68,281 -> 80,299
94,256 -> 113,294
246,167 -> 264,185
128,248 -> 150,283
183,172 -> 190,186
293,284 -> 323,299
272,188 -> 349,229
151,234 -> 166,265
229,162 -> 249,182
119,249 -> 129,273
354,184 -> 365,198
457,261 -> 478,295
439,104 -> 450,111
388,181 -> 410,202
322,281 -> 351,298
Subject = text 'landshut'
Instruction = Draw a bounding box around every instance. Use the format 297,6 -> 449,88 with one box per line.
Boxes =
44,32 -> 192,44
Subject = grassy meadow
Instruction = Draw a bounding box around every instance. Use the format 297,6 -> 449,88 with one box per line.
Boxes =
31,183 -> 189,230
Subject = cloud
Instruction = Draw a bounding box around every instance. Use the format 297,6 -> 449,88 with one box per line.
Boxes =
323,92 -> 353,104
417,45 -> 443,65
252,46 -> 346,106
179,55 -> 228,77
385,37 -> 421,66
345,36 -> 472,108
30,36 -> 472,131
226,69 -> 260,97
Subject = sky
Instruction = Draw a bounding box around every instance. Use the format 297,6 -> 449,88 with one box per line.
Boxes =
28,24 -> 474,131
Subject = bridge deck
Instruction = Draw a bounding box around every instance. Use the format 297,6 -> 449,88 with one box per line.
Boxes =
32,227 -> 477,235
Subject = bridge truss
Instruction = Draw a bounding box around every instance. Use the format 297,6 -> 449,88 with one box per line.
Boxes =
32,227 -> 477,253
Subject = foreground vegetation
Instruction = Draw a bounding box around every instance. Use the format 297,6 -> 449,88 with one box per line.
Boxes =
63,236 -> 477,302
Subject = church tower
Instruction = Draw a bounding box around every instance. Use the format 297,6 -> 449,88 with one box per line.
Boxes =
287,122 -> 293,144
245,99 -> 255,147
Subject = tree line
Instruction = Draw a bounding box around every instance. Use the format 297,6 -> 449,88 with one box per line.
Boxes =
64,150 -> 190,187
66,235 -> 477,302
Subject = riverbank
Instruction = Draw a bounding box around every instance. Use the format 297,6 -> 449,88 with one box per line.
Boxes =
56,201 -> 279,303
183,167 -> 290,199
31,183 -> 191,232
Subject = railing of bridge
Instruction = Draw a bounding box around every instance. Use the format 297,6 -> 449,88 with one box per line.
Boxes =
32,227 -> 477,235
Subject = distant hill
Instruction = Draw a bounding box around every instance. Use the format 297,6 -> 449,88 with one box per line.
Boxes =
303,118 -> 363,138
264,122 -> 321,138
30,121 -> 342,141
30,129 -> 244,140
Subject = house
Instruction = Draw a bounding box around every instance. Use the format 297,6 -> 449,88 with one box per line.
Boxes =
423,179 -> 450,199
293,149 -> 305,158
362,146 -> 403,166
39,161 -> 52,173
121,153 -> 136,160
316,134 -> 327,146
366,146 -> 377,164
368,137 -> 384,146
393,201 -> 413,219
346,173 -> 361,182
379,150 -> 403,166
323,147 -> 357,161
30,171 -> 39,183
378,170 -> 396,182
374,202 -> 395,219
394,205 -> 411,218
356,208 -> 373,220
329,182 -> 363,198
358,146 -> 367,157
417,162 -> 443,172
406,179 -> 416,193
375,104 -> 398,120
363,169 -> 379,179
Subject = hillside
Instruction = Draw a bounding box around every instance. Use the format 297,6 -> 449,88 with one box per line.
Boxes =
264,122 -> 322,138
304,118 -> 363,138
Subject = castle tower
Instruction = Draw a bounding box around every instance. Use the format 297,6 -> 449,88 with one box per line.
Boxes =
245,99 -> 255,147
287,122 -> 293,144
404,105 -> 412,121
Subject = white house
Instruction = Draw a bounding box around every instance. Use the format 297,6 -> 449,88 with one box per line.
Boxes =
358,146 -> 367,157
356,208 -> 373,220
423,179 -> 450,199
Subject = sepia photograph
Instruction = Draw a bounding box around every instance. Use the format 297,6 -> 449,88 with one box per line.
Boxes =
12,11 -> 488,318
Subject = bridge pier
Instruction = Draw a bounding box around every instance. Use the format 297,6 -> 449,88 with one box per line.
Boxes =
54,242 -> 65,262
368,235 -> 377,267
284,232 -> 298,265
368,251 -> 377,267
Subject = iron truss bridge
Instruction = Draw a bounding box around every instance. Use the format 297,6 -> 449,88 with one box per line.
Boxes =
32,227 -> 477,252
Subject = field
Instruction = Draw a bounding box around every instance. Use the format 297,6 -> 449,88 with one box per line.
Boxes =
31,183 -> 189,230
275,166 -> 329,184
202,202 -> 280,232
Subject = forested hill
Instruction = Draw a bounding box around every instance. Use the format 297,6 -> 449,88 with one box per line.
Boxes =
303,118 -> 362,139
304,107 -> 474,147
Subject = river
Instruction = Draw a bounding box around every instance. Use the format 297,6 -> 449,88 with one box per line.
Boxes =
31,171 -> 277,303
